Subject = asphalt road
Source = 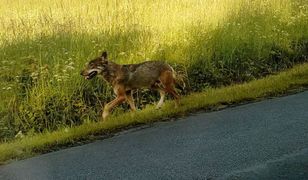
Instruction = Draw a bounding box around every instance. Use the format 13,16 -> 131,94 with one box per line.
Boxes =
1,91 -> 308,180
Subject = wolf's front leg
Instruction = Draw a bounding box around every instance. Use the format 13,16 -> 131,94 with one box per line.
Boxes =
102,96 -> 126,120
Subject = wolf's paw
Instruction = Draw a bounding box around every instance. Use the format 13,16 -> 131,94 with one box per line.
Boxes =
155,106 -> 162,110
102,111 -> 109,120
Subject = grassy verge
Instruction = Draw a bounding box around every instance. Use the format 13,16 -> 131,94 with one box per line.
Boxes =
1,63 -> 308,165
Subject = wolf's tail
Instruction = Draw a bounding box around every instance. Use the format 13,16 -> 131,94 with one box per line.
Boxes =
170,66 -> 189,92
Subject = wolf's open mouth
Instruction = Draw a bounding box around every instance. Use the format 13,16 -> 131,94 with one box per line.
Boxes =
85,71 -> 98,80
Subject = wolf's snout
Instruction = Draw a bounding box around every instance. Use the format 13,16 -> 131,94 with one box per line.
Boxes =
80,69 -> 98,80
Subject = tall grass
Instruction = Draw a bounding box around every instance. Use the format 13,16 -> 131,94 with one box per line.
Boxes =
0,0 -> 307,141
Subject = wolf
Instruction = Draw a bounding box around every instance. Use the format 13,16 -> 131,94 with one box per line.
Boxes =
81,51 -> 181,120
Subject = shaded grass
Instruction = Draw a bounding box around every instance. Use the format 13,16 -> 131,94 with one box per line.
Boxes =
1,62 -> 308,165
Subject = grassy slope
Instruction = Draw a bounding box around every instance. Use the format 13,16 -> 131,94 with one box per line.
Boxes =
0,62 -> 308,165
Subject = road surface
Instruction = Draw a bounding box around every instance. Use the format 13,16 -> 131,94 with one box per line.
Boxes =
1,91 -> 308,179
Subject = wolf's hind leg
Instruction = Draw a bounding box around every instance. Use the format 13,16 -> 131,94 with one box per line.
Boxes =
159,70 -> 180,107
166,87 -> 180,108
156,90 -> 165,109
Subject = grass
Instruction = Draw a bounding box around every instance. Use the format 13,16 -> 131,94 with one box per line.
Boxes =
0,0 -> 307,147
0,62 -> 308,164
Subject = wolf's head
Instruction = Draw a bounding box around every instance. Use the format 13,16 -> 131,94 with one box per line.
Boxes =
80,52 -> 108,80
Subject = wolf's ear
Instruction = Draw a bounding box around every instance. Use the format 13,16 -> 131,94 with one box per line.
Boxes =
101,51 -> 108,60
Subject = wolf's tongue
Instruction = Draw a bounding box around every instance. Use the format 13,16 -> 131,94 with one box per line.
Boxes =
89,71 -> 97,77
85,71 -> 98,80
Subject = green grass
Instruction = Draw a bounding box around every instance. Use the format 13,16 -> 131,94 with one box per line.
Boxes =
0,62 -> 308,165
0,1 -> 307,141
